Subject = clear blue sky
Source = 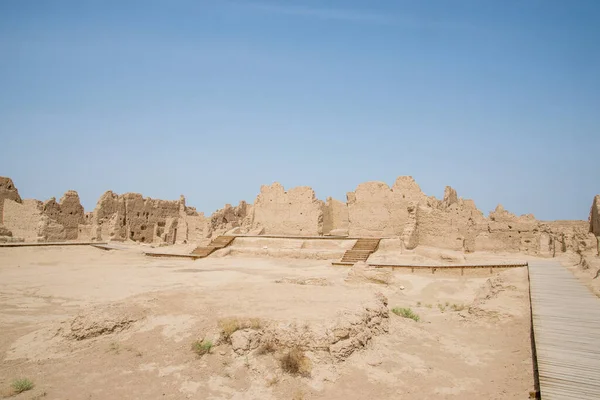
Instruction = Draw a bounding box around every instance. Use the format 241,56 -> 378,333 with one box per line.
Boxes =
1,1 -> 598,220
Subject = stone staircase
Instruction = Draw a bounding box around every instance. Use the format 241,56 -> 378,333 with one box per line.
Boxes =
334,238 -> 381,266
191,235 -> 236,258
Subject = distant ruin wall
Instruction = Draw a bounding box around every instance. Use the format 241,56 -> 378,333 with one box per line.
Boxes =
346,177 -> 427,238
42,191 -> 85,240
90,191 -> 184,244
252,183 -> 324,236
1,175 -> 597,256
591,195 -> 600,236
3,199 -> 43,241
0,177 -> 22,224
323,197 -> 349,235
208,201 -> 252,237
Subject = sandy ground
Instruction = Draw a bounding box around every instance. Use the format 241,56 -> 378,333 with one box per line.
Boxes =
0,245 -> 535,399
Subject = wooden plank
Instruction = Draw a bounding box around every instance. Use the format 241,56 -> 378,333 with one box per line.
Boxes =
0,241 -> 108,248
144,252 -> 201,260
529,261 -> 600,400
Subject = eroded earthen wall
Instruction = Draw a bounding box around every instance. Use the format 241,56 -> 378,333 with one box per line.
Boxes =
591,195 -> 600,236
252,183 -> 324,236
90,191 -> 184,243
208,201 -> 252,237
323,197 -> 349,235
2,199 -> 43,241
42,191 -> 85,240
0,176 -> 22,224
414,186 -> 487,252
346,176 -> 427,238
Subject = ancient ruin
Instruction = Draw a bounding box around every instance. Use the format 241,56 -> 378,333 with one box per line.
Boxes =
1,174 -> 599,400
0,175 -> 597,258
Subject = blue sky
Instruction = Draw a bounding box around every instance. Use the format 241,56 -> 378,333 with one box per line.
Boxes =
0,0 -> 598,220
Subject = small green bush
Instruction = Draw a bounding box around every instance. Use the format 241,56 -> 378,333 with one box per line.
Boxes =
391,307 -> 420,322
11,378 -> 34,394
192,340 -> 213,356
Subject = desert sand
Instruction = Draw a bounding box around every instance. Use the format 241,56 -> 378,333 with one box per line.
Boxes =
1,243 -> 536,400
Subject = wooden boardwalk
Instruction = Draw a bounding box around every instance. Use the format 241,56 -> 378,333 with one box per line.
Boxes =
528,260 -> 600,399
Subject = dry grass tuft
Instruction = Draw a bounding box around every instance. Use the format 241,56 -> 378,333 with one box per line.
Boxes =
218,317 -> 264,343
280,347 -> 311,376
11,378 -> 34,394
256,339 -> 277,355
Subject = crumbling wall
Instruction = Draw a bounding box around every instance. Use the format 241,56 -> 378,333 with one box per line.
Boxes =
347,176 -> 427,238
208,201 -> 252,237
121,193 -> 181,243
323,197 -> 349,235
591,195 -> 600,236
471,205 -> 538,254
417,187 -> 487,252
0,176 -> 22,224
90,191 -> 207,244
542,220 -> 596,256
252,183 -> 324,236
91,192 -> 182,243
401,202 -> 419,249
347,182 -> 394,237
2,199 -> 43,241
175,199 -> 208,244
42,191 -> 85,240
38,214 -> 67,241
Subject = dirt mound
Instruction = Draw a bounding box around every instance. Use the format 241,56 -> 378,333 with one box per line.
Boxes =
472,274 -> 505,305
274,277 -> 330,286
61,304 -> 146,340
469,268 -> 528,319
227,293 -> 390,362
345,262 -> 393,285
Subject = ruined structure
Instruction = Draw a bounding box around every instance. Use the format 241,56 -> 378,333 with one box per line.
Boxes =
591,195 -> 600,237
0,177 -> 22,220
323,197 -> 349,236
1,175 -> 597,257
251,183 -> 324,236
208,201 -> 252,237
89,191 -> 208,244
42,191 -> 85,240
346,177 -> 427,238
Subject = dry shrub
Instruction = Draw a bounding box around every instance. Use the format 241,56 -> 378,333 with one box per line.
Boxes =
218,317 -> 264,343
219,318 -> 241,343
280,347 -> 311,376
257,339 -> 277,355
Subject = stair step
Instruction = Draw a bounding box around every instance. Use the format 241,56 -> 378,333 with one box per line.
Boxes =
336,238 -> 380,265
